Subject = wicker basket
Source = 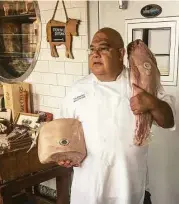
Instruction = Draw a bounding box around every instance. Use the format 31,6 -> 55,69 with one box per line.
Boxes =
0,147 -> 54,181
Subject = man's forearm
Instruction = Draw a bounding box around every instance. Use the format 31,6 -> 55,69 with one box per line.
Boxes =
150,98 -> 174,128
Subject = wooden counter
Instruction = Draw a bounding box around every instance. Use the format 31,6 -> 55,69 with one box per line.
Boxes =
0,147 -> 72,204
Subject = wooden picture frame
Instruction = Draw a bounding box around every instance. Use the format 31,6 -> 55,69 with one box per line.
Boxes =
15,112 -> 39,129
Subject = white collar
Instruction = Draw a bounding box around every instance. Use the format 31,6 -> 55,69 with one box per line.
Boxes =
91,66 -> 127,83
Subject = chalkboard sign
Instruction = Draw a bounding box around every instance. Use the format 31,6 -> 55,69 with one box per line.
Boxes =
51,26 -> 66,42
46,18 -> 79,58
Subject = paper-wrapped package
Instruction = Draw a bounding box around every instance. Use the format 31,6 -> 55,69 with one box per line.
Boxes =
38,118 -> 87,165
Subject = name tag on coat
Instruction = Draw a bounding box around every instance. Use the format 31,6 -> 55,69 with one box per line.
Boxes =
73,94 -> 86,102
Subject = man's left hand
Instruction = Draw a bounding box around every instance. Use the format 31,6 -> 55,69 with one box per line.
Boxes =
130,84 -> 158,115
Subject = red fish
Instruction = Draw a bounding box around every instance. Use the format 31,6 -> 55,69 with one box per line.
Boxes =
127,39 -> 161,146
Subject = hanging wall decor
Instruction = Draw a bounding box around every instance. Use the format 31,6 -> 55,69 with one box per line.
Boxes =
141,4 -> 162,18
46,0 -> 80,59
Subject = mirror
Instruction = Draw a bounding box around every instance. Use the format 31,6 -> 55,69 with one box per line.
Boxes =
0,0 -> 41,83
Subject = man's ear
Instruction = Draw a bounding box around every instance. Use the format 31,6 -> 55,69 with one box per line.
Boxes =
119,48 -> 125,61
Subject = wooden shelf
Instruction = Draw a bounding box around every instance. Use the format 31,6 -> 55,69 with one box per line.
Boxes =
0,52 -> 35,58
34,195 -> 56,204
0,13 -> 36,23
0,34 -> 36,36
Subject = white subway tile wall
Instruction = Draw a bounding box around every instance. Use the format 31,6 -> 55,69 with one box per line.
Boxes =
26,0 -> 89,120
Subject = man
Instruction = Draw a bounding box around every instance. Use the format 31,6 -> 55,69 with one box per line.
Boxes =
58,28 -> 175,204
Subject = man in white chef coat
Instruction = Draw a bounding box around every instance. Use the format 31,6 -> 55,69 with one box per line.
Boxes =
58,28 -> 175,204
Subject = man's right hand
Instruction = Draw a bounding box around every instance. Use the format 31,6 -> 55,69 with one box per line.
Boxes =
58,160 -> 80,168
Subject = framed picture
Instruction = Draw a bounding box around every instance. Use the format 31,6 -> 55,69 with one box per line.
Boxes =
0,108 -> 11,121
15,112 -> 39,129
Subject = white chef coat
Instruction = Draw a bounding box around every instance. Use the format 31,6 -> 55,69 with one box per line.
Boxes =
59,67 -> 175,204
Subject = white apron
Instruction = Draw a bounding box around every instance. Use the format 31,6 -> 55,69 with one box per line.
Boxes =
69,69 -> 148,204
